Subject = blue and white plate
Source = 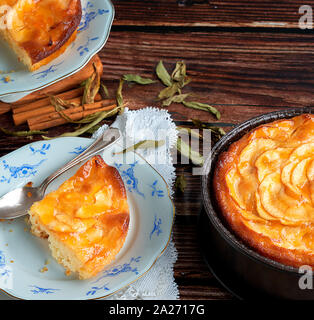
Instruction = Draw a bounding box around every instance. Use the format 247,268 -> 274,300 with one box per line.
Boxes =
0,137 -> 174,300
0,0 -> 114,101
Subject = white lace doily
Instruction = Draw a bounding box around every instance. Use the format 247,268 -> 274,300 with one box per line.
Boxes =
93,107 -> 179,300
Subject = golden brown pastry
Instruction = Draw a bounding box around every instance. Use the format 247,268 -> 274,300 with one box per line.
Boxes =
29,155 -> 130,279
0,0 -> 81,71
214,114 -> 314,267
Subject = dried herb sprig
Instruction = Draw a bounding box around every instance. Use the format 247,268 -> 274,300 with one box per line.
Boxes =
100,82 -> 109,98
162,93 -> 191,107
115,140 -> 165,155
0,128 -> 46,137
50,95 -> 107,125
85,124 -> 101,134
183,101 -> 221,120
177,126 -> 202,139
156,60 -> 172,87
50,96 -> 79,111
176,137 -> 204,166
191,118 -> 226,143
122,74 -> 156,85
175,174 -> 187,193
155,60 -> 221,119
42,106 -> 122,139
158,82 -> 181,100
171,61 -> 190,88
156,60 -> 191,103
116,78 -> 125,114
82,63 -> 101,105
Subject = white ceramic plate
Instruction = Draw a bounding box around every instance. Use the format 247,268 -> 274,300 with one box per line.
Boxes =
0,0 -> 114,100
0,137 -> 174,300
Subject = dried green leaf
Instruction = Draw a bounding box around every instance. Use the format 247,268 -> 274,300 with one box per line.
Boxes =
0,128 -> 46,137
122,74 -> 156,85
82,75 -> 93,105
171,61 -> 188,88
50,95 -> 103,125
42,107 -> 121,139
182,101 -> 221,120
116,78 -> 124,106
175,174 -> 187,193
177,126 -> 202,139
191,118 -> 225,136
191,118 -> 204,129
182,77 -> 192,88
116,78 -> 125,114
115,140 -> 165,154
176,137 -> 204,166
80,79 -> 87,87
82,63 -> 100,105
156,60 -> 172,87
162,93 -> 190,107
171,61 -> 186,82
209,126 -> 226,136
207,126 -> 226,144
50,96 -> 79,111
158,82 -> 180,100
171,61 -> 191,88
85,124 -> 101,134
50,97 -> 77,123
100,82 -> 109,98
60,108 -> 105,125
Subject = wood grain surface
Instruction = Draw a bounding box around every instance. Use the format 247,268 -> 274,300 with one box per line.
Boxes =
0,0 -> 313,300
100,30 -> 314,123
113,0 -> 310,28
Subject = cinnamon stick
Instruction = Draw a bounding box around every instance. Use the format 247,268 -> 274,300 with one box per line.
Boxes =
12,87 -> 85,114
81,99 -> 115,110
13,93 -> 104,125
11,55 -> 103,106
13,97 -> 81,126
0,102 -> 11,115
28,103 -> 117,131
28,99 -> 115,124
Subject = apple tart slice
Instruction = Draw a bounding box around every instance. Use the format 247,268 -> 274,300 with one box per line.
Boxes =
29,156 -> 130,279
0,0 -> 82,71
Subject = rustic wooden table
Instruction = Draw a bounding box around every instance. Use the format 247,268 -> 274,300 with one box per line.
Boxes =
1,0 -> 313,300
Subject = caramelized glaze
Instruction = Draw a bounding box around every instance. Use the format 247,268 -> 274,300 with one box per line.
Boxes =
1,0 -> 81,67
214,114 -> 314,267
30,156 -> 129,278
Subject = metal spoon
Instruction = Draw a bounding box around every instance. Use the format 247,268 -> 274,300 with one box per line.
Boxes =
0,128 -> 121,219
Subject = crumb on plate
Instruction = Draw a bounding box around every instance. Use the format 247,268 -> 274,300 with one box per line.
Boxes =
40,266 -> 48,273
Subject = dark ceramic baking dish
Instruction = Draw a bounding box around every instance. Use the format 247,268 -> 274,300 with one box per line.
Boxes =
201,107 -> 314,300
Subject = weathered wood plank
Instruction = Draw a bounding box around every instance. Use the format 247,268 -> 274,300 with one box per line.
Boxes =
100,30 -> 314,121
173,221 -> 233,299
112,0 -> 309,29
178,284 -> 233,300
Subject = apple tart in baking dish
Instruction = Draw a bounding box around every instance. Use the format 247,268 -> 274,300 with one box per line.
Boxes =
214,114 -> 314,268
0,0 -> 82,71
29,156 -> 130,279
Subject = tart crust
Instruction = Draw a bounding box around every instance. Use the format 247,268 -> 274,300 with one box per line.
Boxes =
214,114 -> 314,268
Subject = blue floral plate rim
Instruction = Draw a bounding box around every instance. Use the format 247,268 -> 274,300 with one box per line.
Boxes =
0,0 -> 114,98
0,137 -> 175,300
